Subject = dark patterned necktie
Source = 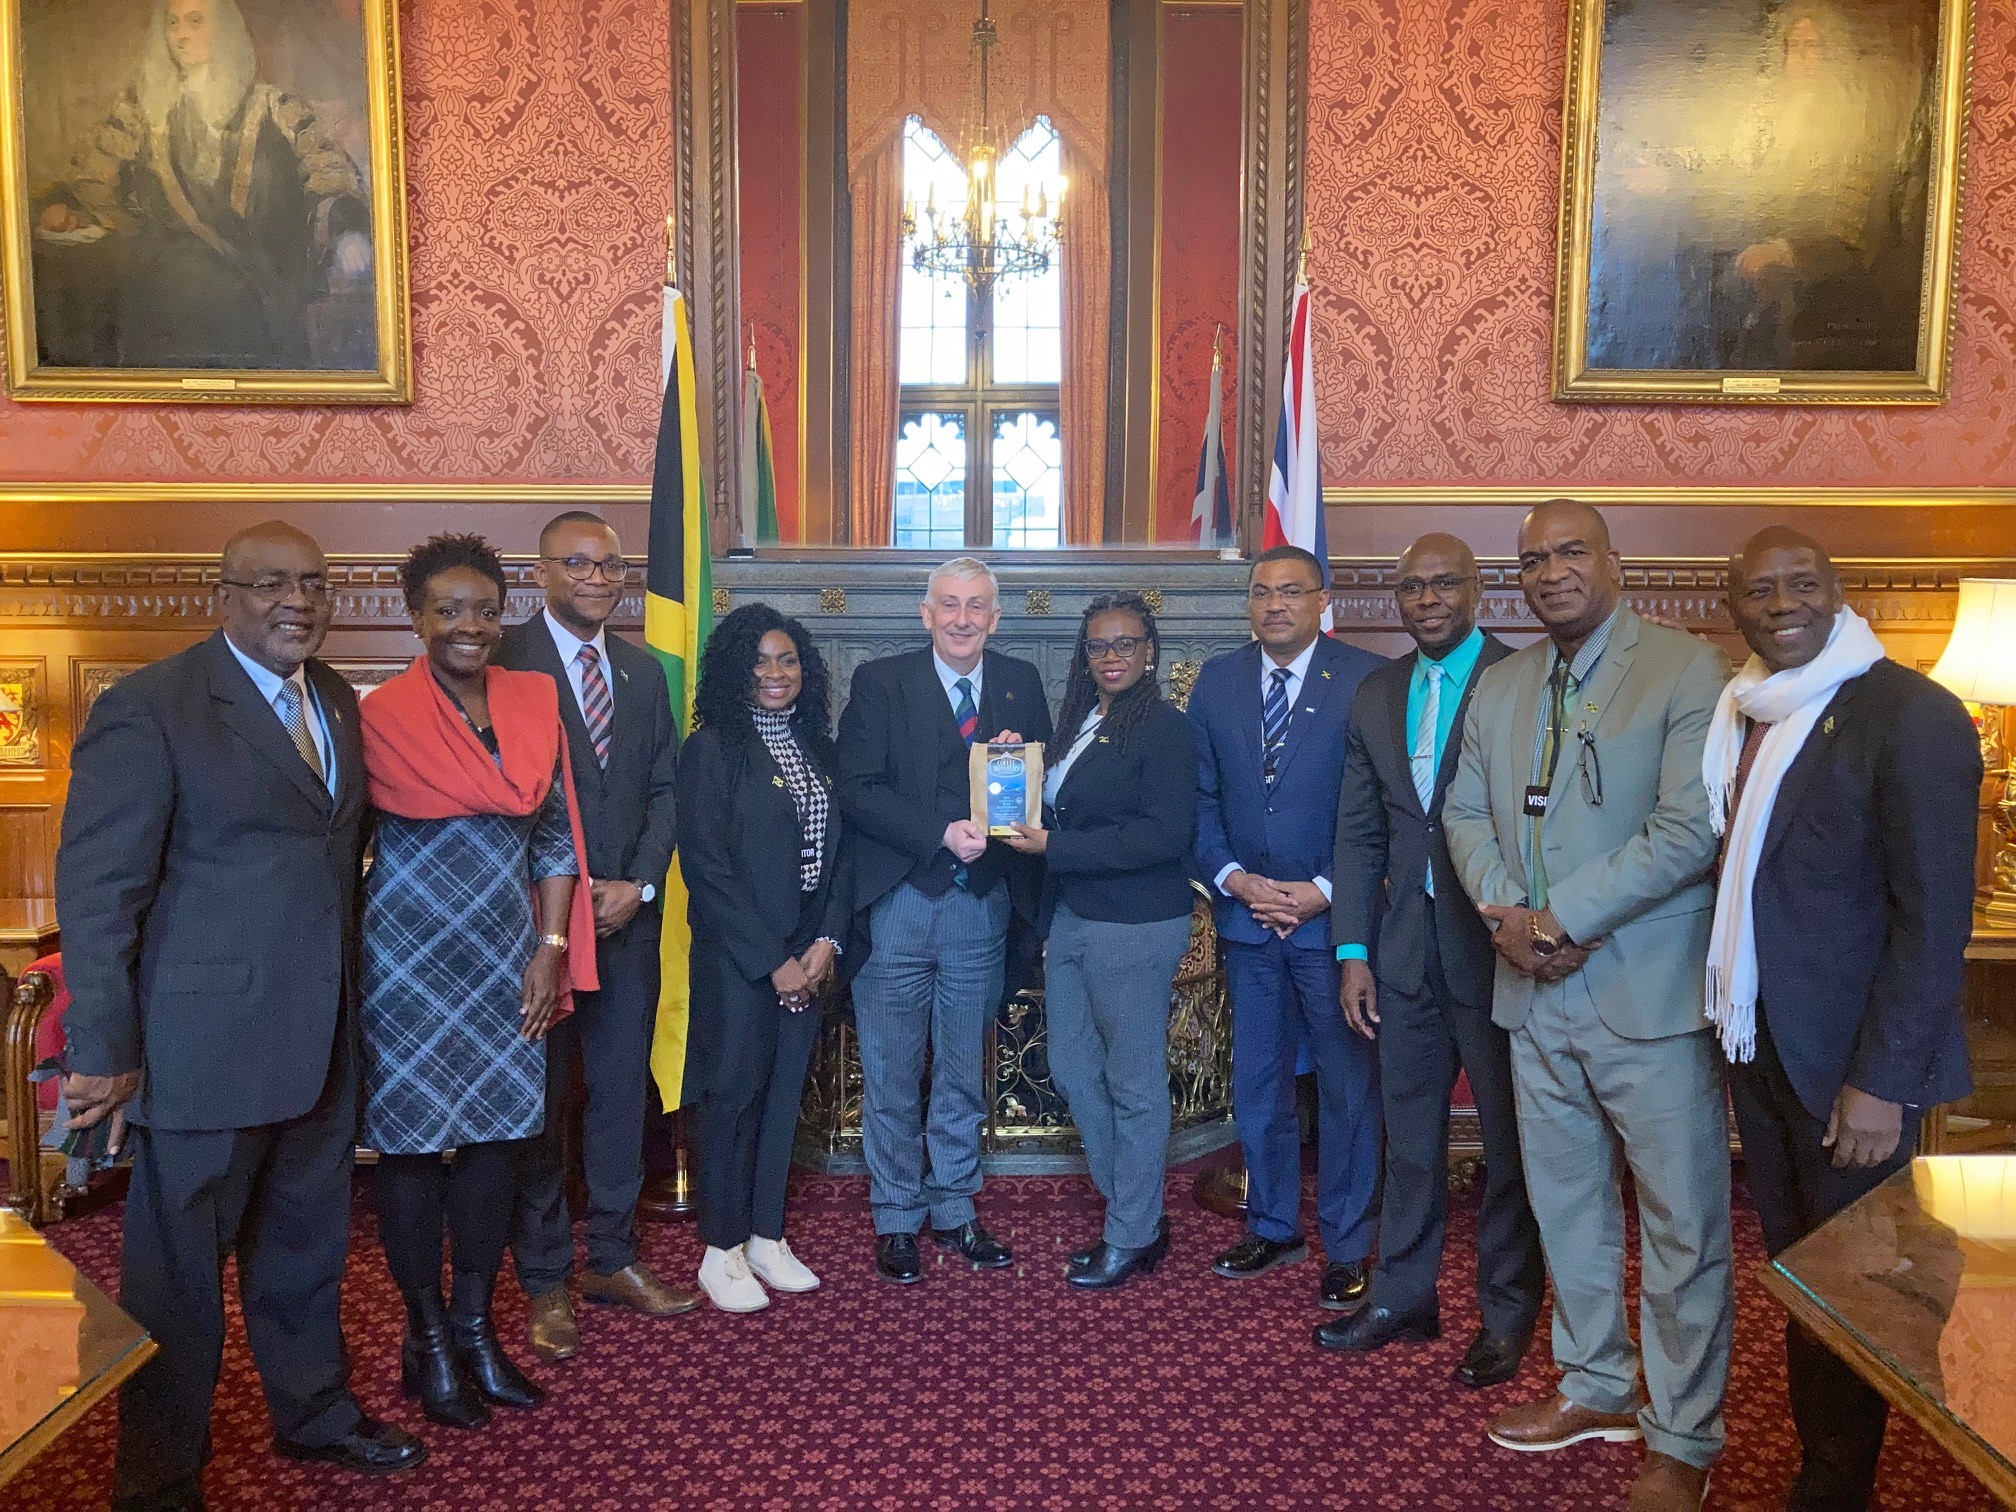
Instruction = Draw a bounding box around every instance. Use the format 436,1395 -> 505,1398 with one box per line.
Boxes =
277,681 -> 325,784
1262,667 -> 1291,783
1718,717 -> 1774,871
578,644 -> 613,768
954,676 -> 978,746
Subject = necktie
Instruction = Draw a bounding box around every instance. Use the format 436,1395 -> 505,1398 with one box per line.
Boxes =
1413,662 -> 1443,896
578,644 -> 613,768
1262,667 -> 1292,784
276,681 -> 325,784
1718,717 -> 1774,872
954,677 -> 979,746
1529,660 -> 1572,911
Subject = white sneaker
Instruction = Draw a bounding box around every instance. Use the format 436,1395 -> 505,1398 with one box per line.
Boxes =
698,1245 -> 770,1313
746,1236 -> 820,1293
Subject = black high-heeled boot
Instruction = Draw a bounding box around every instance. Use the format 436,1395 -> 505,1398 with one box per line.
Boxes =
448,1269 -> 546,1409
400,1284 -> 490,1429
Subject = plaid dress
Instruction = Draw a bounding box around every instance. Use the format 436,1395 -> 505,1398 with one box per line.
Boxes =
359,749 -> 577,1155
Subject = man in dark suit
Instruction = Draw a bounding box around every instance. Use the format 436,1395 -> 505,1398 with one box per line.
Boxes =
1715,526 -> 1978,1512
1320,533 -> 1542,1384
503,511 -> 696,1360
57,522 -> 424,1512
1191,544 -> 1385,1307
837,557 -> 1053,1282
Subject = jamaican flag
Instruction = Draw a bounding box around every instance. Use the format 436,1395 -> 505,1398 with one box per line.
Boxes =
645,281 -> 711,1110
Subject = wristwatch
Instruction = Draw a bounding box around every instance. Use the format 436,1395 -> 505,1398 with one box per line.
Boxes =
1529,915 -> 1569,957
539,932 -> 570,952
630,880 -> 657,904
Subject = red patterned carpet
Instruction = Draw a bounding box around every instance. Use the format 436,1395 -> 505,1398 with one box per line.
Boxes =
13,1169 -> 1995,1511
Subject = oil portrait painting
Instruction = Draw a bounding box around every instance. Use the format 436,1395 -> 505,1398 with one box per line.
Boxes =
0,0 -> 409,401
1554,0 -> 1972,403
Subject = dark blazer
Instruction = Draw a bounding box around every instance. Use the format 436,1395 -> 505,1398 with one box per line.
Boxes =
1751,658 -> 1980,1121
676,722 -> 853,985
56,631 -> 366,1131
836,646 -> 1054,917
1043,698 -> 1200,927
1331,633 -> 1514,1008
1191,635 -> 1386,949
497,616 -> 680,939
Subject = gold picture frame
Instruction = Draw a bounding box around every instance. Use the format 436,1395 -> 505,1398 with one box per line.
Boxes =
1553,0 -> 1972,405
0,0 -> 410,403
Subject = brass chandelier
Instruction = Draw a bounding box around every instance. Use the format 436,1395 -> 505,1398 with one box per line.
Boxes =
899,0 -> 1066,297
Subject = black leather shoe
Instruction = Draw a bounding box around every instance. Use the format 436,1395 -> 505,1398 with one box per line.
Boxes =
1211,1232 -> 1308,1279
448,1270 -> 546,1410
875,1231 -> 923,1283
399,1284 -> 490,1429
1072,1214 -> 1167,1271
1454,1325 -> 1532,1389
1067,1239 -> 1164,1290
932,1219 -> 1012,1268
1313,1304 -> 1440,1353
1320,1258 -> 1372,1312
274,1416 -> 428,1475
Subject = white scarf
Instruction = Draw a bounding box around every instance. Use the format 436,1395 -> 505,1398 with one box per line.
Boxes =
1703,606 -> 1885,1062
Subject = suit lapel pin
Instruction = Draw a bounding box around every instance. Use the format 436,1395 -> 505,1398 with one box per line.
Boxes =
1320,670 -> 1332,680
1097,735 -> 1110,744
1585,701 -> 1598,715
772,775 -> 786,788
1005,690 -> 1014,701
1823,715 -> 1836,735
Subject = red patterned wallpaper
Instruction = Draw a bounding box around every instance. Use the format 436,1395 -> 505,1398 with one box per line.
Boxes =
1305,0 -> 2016,487
0,0 -> 671,484
1152,5 -> 1242,542
738,4 -> 803,540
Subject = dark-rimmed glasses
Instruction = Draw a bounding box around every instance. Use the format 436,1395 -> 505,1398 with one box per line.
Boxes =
219,573 -> 332,602
1575,727 -> 1603,807
1396,573 -> 1475,602
541,554 -> 629,582
1084,636 -> 1146,661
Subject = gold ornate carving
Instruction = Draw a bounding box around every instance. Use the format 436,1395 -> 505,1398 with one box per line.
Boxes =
1165,658 -> 1201,711
71,662 -> 142,735
817,586 -> 847,613
713,586 -> 732,616
1140,587 -> 1164,614
0,662 -> 41,766
1024,588 -> 1052,615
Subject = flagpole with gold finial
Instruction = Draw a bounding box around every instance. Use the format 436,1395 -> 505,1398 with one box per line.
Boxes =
1297,220 -> 1310,287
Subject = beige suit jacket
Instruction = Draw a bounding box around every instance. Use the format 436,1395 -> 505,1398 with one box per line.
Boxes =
1443,607 -> 1730,1040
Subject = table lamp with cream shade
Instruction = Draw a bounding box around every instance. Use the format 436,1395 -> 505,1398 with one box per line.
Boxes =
1930,579 -> 2016,926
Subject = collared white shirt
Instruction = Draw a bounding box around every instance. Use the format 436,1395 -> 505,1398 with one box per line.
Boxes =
933,651 -> 983,719
1042,711 -> 1102,805
1214,636 -> 1330,902
544,608 -> 612,727
223,633 -> 335,793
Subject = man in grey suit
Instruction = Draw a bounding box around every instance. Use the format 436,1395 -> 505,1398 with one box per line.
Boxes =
1321,533 -> 1542,1387
1444,500 -> 1732,1512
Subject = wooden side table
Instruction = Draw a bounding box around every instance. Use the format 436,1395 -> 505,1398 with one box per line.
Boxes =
1921,916 -> 2016,1154
0,901 -> 57,980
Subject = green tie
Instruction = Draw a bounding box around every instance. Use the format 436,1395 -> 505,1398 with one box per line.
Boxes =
1530,662 -> 1572,910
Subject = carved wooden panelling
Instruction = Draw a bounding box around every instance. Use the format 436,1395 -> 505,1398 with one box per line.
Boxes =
0,663 -> 44,768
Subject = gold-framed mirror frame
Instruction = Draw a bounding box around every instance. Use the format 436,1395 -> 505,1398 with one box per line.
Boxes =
0,0 -> 413,404
1551,0 -> 1974,406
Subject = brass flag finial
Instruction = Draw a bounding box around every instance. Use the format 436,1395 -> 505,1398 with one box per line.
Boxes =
747,326 -> 758,371
664,212 -> 677,286
1297,221 -> 1311,285
1211,322 -> 1223,370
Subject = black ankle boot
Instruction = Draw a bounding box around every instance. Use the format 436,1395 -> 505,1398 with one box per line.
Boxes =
400,1284 -> 490,1429
448,1270 -> 545,1409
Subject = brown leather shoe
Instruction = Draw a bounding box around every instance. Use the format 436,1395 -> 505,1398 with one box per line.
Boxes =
1486,1391 -> 1644,1453
1625,1451 -> 1710,1510
526,1287 -> 579,1364
579,1262 -> 700,1317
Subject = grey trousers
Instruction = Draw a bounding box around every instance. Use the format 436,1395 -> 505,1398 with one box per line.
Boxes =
853,881 -> 1010,1234
1044,904 -> 1192,1249
1511,974 -> 1733,1470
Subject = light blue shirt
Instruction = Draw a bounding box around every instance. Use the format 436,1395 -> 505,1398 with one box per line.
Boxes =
1337,626 -> 1486,963
223,633 -> 336,793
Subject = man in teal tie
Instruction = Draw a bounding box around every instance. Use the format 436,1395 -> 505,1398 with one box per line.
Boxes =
1323,534 -> 1541,1384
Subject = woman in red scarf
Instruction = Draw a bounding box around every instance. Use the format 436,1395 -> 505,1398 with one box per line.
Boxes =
358,534 -> 596,1432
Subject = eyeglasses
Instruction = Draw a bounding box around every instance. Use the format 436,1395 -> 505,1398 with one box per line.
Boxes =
1248,583 -> 1317,604
1396,573 -> 1474,601
541,555 -> 629,582
1575,727 -> 1603,807
219,572 -> 332,602
1084,636 -> 1146,661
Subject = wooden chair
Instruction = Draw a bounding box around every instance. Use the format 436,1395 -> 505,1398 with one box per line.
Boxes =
3,963 -> 65,1225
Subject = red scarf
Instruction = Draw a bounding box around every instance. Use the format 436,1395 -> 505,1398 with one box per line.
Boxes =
359,658 -> 599,1005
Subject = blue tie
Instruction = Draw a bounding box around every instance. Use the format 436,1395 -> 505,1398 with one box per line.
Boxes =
1262,667 -> 1292,785
1413,662 -> 1443,896
952,676 -> 979,888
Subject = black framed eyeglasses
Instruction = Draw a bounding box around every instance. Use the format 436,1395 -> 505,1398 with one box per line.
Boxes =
1396,573 -> 1475,602
1247,583 -> 1313,604
1575,727 -> 1603,807
219,573 -> 332,602
1084,636 -> 1146,661
541,554 -> 629,582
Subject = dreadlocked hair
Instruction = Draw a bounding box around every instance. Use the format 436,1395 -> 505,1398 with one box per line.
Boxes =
692,602 -> 836,773
1048,592 -> 1165,767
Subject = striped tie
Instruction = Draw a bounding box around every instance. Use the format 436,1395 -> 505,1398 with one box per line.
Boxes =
1413,663 -> 1442,896
1262,667 -> 1291,784
954,677 -> 978,746
276,681 -> 325,784
578,644 -> 613,768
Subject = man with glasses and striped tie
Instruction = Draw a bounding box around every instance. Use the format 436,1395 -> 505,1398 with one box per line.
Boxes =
501,511 -> 696,1364
1190,545 -> 1384,1309
837,557 -> 1052,1284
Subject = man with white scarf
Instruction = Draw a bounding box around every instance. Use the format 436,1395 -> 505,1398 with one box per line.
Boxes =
1710,527 -> 1977,1512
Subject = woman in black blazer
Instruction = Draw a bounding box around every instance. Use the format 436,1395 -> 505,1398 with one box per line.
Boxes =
679,604 -> 851,1313
1003,592 -> 1199,1289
